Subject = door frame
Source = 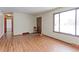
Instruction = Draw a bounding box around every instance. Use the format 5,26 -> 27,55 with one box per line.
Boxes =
4,15 -> 6,33
37,17 -> 42,34
4,15 -> 14,35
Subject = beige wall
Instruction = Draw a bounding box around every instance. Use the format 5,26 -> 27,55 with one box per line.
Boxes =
13,13 -> 36,35
36,7 -> 79,45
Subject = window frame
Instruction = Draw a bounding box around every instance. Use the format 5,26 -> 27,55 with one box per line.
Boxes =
53,8 -> 79,37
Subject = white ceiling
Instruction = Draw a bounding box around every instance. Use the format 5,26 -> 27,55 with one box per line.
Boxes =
0,7 -> 57,15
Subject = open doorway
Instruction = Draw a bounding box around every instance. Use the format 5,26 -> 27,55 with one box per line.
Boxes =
37,17 -> 42,34
4,13 -> 13,36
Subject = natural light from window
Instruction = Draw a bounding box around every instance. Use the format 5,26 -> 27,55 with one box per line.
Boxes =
60,10 -> 75,35
77,9 -> 79,35
54,8 -> 79,36
54,14 -> 59,32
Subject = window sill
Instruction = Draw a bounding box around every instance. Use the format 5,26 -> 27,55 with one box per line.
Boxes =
53,31 -> 79,38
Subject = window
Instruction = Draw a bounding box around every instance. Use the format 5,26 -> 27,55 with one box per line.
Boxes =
54,8 -> 79,36
60,10 -> 75,35
54,14 -> 59,32
77,9 -> 79,35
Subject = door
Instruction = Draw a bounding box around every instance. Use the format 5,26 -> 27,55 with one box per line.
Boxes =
37,17 -> 42,34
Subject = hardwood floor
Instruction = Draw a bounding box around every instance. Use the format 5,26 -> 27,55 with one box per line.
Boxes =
0,33 -> 79,52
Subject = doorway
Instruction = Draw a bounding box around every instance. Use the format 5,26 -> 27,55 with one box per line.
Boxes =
4,13 -> 13,36
37,17 -> 42,34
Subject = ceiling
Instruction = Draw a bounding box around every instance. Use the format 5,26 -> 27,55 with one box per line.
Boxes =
0,7 -> 57,15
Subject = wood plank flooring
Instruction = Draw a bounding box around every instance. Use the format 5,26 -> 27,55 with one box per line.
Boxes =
0,34 -> 79,52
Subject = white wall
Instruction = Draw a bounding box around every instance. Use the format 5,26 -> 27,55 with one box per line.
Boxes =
13,13 -> 36,35
0,13 -> 4,38
36,7 -> 79,45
